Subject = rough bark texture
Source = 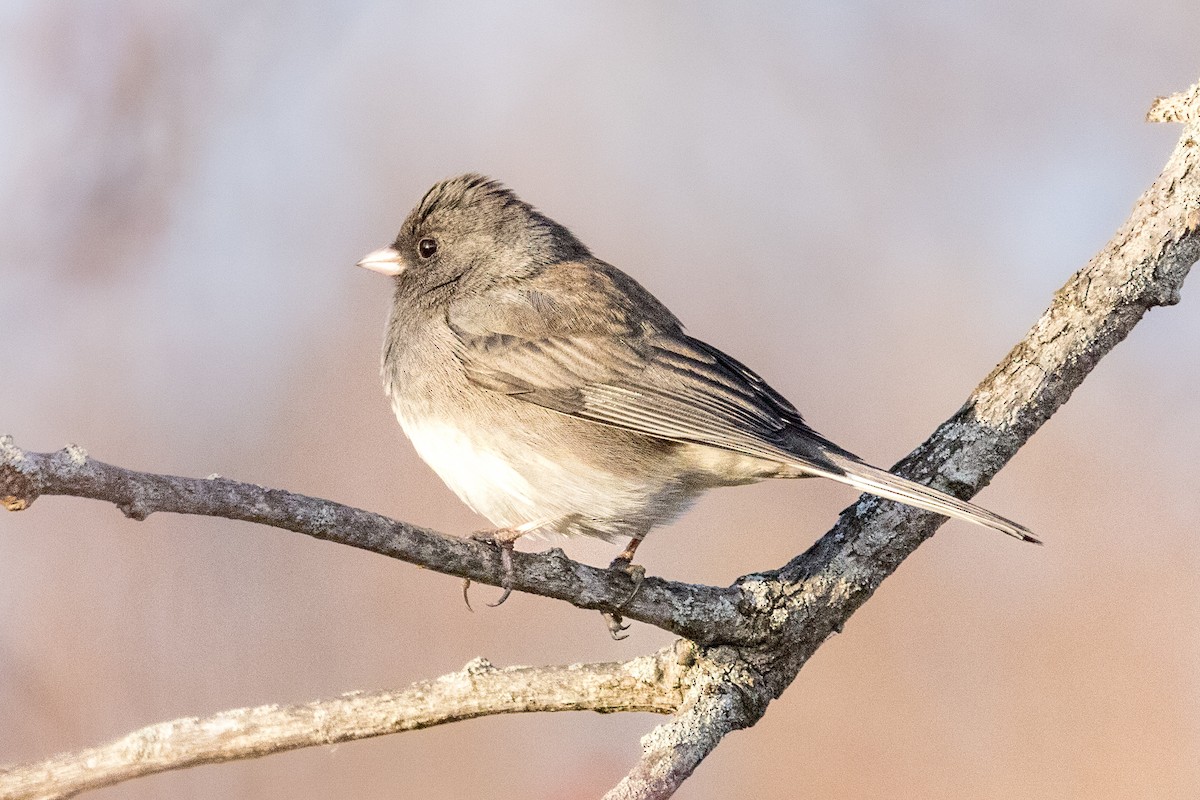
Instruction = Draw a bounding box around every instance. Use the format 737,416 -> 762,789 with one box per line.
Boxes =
0,437 -> 752,645
0,647 -> 691,800
2,82 -> 1197,800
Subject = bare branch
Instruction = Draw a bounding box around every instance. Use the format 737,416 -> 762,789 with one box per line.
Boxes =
0,438 -> 754,645
599,78 -> 1200,798
3,80 -> 1197,800
0,647 -> 690,800
700,79 -> 1200,712
602,647 -> 764,800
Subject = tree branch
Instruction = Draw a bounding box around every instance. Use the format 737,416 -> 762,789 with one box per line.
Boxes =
602,646 -> 764,800
766,77 -> 1199,662
0,646 -> 690,800
3,81 -> 1197,800
0,437 -> 756,645
600,79 -> 1200,798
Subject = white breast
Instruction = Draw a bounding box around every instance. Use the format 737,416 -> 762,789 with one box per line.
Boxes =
395,410 -> 537,528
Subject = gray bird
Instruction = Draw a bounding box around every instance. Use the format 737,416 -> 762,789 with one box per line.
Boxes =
359,174 -> 1038,609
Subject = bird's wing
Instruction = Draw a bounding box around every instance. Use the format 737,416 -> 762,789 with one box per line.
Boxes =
447,264 -> 1039,544
448,265 -> 842,468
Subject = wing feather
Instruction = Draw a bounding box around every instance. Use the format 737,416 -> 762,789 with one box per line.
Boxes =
455,321 -> 825,467
445,266 -> 1038,543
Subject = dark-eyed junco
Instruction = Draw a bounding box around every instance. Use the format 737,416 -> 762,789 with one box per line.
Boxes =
359,174 -> 1037,606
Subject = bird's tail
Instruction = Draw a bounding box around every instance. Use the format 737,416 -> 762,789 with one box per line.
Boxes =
798,449 -> 1040,544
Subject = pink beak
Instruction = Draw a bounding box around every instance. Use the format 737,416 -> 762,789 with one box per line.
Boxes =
357,246 -> 405,277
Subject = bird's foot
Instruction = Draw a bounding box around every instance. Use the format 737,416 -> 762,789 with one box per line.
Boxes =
462,525 -> 532,609
608,556 -> 646,607
604,611 -> 631,640
602,538 -> 646,640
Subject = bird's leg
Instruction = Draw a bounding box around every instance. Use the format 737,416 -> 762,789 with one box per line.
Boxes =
612,536 -> 643,566
610,536 -> 647,597
603,536 -> 647,640
463,521 -> 541,609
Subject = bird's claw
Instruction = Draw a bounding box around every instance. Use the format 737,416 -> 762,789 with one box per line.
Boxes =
604,611 -> 631,640
609,559 -> 646,607
461,578 -> 475,612
464,530 -> 517,608
601,557 -> 646,639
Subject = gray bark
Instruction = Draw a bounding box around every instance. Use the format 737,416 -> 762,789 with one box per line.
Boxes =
2,81 -> 1197,800
0,647 -> 691,800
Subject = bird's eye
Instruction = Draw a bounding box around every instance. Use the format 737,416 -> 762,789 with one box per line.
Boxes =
417,238 -> 438,259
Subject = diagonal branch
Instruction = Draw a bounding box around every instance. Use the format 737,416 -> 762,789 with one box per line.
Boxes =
764,79 -> 1200,663
601,646 -> 764,800
598,80 -> 1200,798
2,81 -> 1197,800
0,646 -> 690,800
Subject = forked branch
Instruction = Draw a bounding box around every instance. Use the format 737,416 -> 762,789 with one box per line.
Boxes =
2,81 -> 1197,800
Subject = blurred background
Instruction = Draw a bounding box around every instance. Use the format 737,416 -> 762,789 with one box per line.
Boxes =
2,2 -> 1198,798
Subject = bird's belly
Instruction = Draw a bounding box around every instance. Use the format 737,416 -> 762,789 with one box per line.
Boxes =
400,415 -> 539,525
394,406 -> 703,542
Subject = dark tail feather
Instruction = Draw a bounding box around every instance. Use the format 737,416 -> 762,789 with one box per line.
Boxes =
797,450 -> 1040,544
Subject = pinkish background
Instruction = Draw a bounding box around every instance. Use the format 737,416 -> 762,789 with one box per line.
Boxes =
3,3 -> 1199,798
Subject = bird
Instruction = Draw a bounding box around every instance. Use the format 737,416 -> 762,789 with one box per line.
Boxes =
358,174 -> 1038,618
